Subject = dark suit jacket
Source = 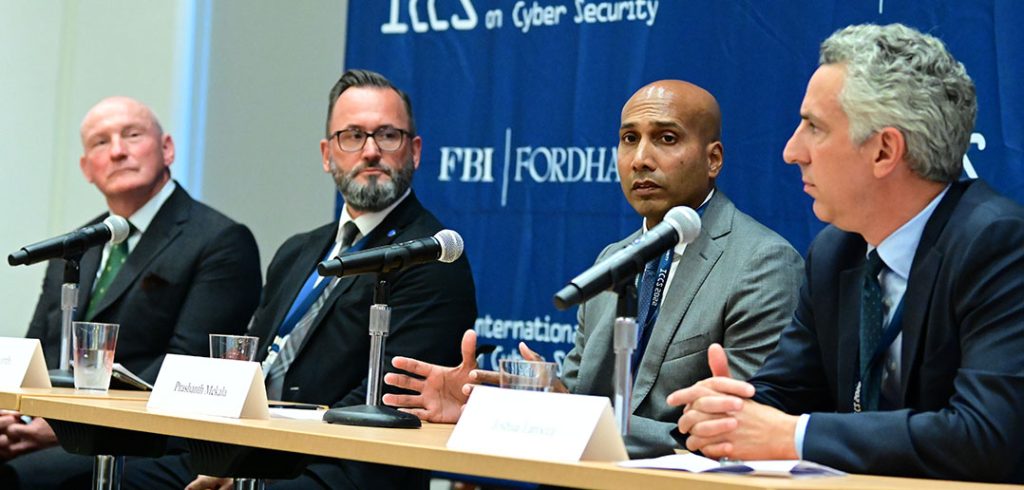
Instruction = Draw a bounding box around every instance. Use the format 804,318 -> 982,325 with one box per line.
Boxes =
563,191 -> 803,457
749,180 -> 1024,483
25,184 -> 263,382
246,192 -> 475,487
250,192 -> 476,408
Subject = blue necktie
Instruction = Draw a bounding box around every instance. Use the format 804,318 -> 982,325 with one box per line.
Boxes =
275,221 -> 360,338
265,221 -> 360,399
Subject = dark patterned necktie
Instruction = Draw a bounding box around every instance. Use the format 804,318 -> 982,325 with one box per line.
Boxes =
858,250 -> 885,411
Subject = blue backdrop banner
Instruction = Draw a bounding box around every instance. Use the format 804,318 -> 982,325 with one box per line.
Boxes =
343,1 -> 1024,371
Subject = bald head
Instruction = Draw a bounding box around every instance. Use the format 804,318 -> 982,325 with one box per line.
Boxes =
78,96 -> 174,217
617,80 -> 725,225
80,96 -> 164,142
623,80 -> 722,144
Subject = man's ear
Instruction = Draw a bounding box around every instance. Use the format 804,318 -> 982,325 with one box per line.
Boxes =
411,135 -> 422,170
80,155 -> 94,183
320,139 -> 331,173
871,127 -> 906,178
706,141 -> 723,179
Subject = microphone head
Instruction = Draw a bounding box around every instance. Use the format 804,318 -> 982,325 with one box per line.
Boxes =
104,215 -> 131,244
433,230 -> 464,263
662,206 -> 702,245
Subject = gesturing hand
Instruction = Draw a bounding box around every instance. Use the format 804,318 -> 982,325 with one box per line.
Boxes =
383,329 -> 479,423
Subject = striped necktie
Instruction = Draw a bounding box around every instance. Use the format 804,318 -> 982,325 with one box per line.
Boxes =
264,221 -> 360,399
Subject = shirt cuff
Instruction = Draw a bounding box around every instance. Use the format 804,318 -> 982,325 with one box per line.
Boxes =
794,413 -> 811,459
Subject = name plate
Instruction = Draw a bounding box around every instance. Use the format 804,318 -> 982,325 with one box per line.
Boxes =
0,337 -> 51,389
447,385 -> 627,462
148,354 -> 269,419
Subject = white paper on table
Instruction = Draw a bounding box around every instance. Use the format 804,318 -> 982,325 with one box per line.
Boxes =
269,407 -> 327,421
619,453 -> 846,478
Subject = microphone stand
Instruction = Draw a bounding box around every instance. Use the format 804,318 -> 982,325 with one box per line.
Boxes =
50,256 -> 81,387
612,279 -> 638,436
323,278 -> 421,428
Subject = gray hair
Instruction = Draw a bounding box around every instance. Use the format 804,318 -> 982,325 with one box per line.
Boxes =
820,23 -> 976,182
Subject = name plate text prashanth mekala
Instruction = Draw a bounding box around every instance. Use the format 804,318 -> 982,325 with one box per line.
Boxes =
148,354 -> 269,419
447,385 -> 627,462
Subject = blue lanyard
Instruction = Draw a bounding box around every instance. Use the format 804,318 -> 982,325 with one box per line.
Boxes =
630,199 -> 709,377
859,298 -> 905,380
637,249 -> 673,330
853,296 -> 905,411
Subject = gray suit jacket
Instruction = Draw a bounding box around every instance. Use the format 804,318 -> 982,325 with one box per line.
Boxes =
561,191 -> 803,456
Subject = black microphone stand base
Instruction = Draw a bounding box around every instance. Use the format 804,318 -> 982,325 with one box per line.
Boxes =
323,404 -> 421,429
49,368 -> 76,388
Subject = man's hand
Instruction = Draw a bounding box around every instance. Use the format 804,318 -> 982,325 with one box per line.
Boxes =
666,343 -> 798,460
684,398 -> 799,460
2,416 -> 58,458
186,475 -> 233,490
383,330 -> 479,423
0,412 -> 22,460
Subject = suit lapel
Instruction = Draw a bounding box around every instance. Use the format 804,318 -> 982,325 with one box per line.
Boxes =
898,249 -> 941,403
575,232 -> 638,398
836,265 -> 862,411
288,193 -> 427,361
631,193 -> 729,411
86,187 -> 189,319
261,225 -> 337,346
898,181 -> 964,402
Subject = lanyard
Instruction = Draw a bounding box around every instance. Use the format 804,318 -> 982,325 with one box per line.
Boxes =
637,249 -> 673,330
630,198 -> 709,377
853,297 -> 905,411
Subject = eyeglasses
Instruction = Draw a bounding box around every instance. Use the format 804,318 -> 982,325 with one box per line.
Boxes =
330,127 -> 410,153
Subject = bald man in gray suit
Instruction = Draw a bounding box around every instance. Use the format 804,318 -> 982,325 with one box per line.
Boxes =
383,80 -> 803,457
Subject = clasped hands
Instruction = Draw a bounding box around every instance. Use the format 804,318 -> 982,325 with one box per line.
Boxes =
666,343 -> 798,460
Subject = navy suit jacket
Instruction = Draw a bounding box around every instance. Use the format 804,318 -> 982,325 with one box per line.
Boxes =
246,192 -> 476,488
26,184 -> 263,382
749,180 -> 1024,482
249,191 -> 477,407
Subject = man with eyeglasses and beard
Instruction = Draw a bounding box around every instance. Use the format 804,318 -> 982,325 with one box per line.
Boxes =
125,69 -> 477,490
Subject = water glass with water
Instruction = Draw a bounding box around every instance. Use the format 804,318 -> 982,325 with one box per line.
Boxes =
499,359 -> 558,392
72,322 -> 119,391
209,334 -> 259,361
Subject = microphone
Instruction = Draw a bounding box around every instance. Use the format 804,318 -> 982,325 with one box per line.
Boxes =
553,206 -> 702,310
317,229 -> 464,277
8,215 -> 131,267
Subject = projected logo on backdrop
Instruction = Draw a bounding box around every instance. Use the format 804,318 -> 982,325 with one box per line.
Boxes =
381,0 -> 660,34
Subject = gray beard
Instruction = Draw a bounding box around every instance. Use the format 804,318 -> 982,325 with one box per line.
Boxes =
330,157 -> 415,212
